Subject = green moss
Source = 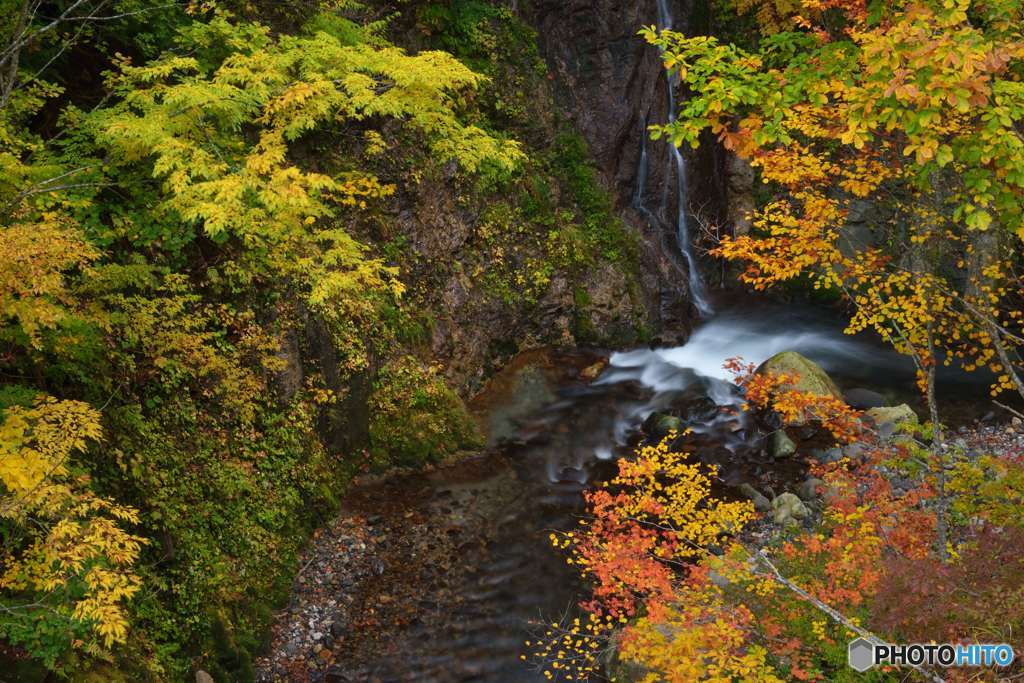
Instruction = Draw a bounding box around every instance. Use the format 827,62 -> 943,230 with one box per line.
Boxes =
549,132 -> 638,267
571,287 -> 598,343
369,356 -> 484,468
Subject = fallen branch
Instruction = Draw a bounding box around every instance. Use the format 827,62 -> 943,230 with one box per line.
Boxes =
750,549 -> 946,683
993,400 -> 1024,422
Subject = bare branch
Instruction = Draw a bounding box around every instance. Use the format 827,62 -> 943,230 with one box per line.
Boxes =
751,549 -> 947,683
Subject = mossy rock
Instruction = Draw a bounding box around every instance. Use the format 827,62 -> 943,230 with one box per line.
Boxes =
756,351 -> 842,399
769,430 -> 797,458
865,404 -> 918,427
771,492 -> 810,527
739,483 -> 771,512
644,412 -> 684,441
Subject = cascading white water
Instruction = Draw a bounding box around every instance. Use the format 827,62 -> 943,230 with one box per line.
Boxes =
652,0 -> 713,316
577,306 -> 910,466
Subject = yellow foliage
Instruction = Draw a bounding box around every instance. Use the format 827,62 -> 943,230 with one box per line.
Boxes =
0,398 -> 144,649
0,215 -> 96,347
619,592 -> 783,682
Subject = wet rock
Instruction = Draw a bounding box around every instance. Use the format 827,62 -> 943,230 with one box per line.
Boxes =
799,477 -> 824,502
579,262 -> 649,344
771,492 -> 809,527
844,387 -> 887,409
726,152 -> 755,236
739,483 -> 771,512
644,412 -> 684,440
520,0 -> 701,332
770,430 -> 797,458
579,359 -> 608,381
812,447 -> 844,465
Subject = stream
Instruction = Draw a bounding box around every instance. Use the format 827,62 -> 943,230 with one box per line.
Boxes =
258,301 -> 955,683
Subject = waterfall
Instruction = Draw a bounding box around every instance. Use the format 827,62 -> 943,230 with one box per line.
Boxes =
644,0 -> 713,316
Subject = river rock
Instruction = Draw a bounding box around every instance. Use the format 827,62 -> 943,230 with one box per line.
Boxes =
844,387 -> 887,409
739,483 -> 771,512
643,412 -> 684,440
813,447 -> 844,464
866,404 -> 918,434
771,492 -> 809,527
757,351 -> 843,400
799,477 -> 825,501
770,430 -> 797,458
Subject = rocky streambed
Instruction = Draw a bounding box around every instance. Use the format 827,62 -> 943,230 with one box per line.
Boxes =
256,303 -> 1019,683
255,351 -> 601,683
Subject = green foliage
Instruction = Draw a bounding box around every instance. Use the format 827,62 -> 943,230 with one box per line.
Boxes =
416,0 -> 548,129
369,355 -> 483,468
949,454 -> 1024,528
549,132 -> 637,265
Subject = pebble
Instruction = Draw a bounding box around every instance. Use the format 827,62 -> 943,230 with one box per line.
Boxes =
253,516 -> 379,682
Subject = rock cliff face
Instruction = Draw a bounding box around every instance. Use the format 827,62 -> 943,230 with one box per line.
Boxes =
521,0 -> 727,327
383,163 -> 652,394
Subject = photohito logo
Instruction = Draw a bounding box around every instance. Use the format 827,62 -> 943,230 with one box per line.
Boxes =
848,638 -> 1015,672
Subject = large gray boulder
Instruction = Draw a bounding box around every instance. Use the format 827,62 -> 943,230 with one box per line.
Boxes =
756,351 -> 843,400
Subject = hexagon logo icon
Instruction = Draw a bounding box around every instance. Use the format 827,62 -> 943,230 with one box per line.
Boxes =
848,637 -> 876,672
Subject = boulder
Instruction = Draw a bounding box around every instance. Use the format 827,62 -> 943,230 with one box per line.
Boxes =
644,413 -> 684,441
739,483 -> 771,512
868,405 -> 917,444
770,430 -> 797,458
866,404 -> 918,425
771,492 -> 809,527
812,447 -> 844,465
756,351 -> 842,400
844,387 -> 887,409
799,477 -> 825,501
842,442 -> 867,459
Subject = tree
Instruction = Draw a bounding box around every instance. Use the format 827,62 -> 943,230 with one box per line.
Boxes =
0,398 -> 143,667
